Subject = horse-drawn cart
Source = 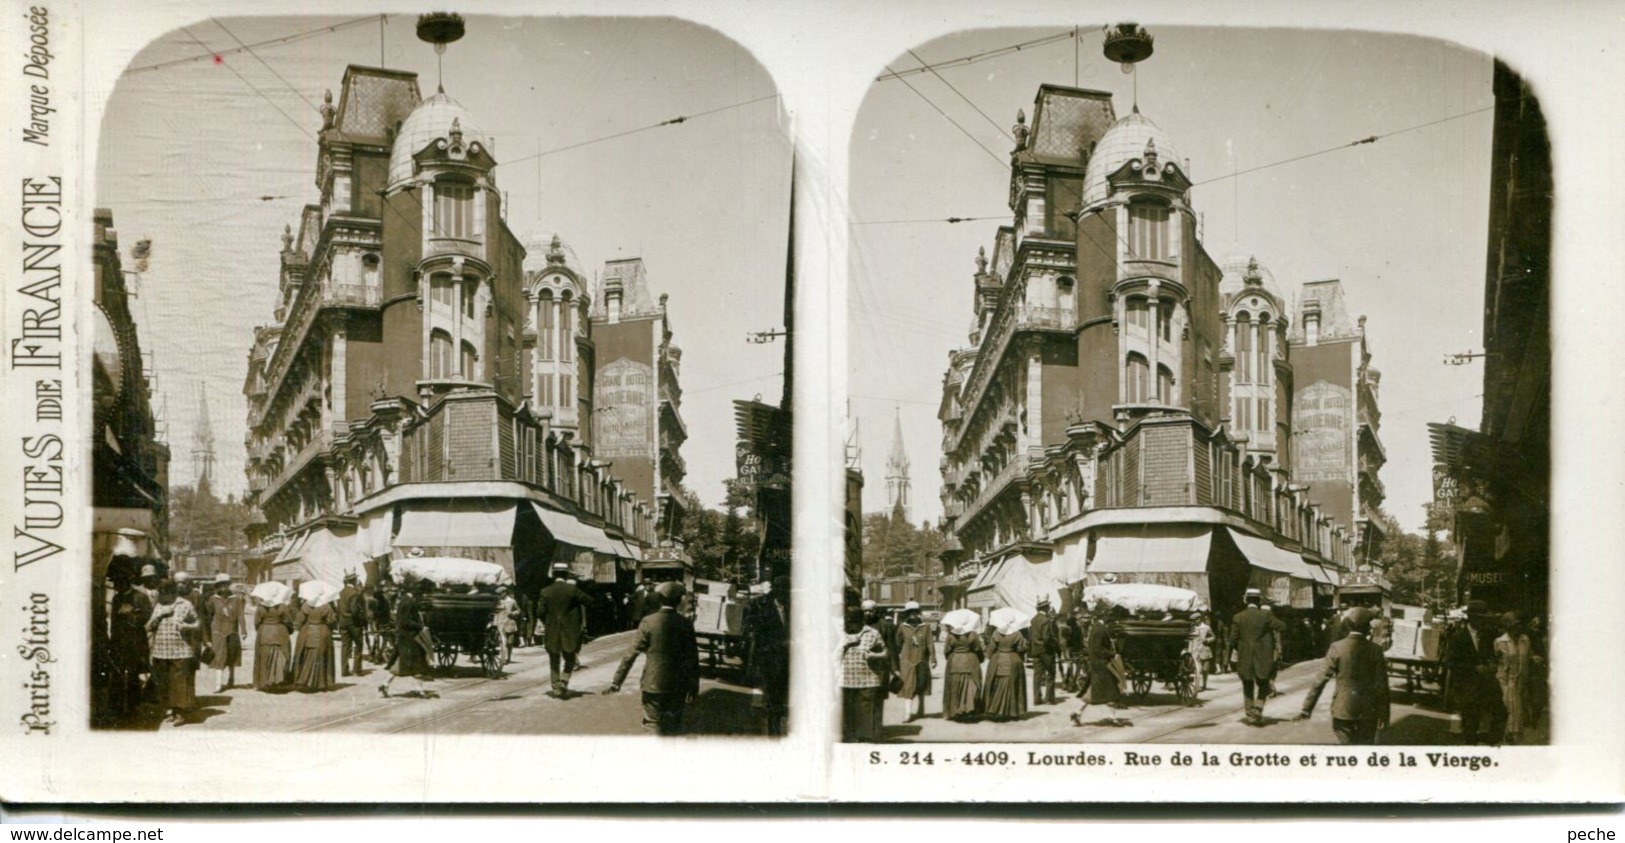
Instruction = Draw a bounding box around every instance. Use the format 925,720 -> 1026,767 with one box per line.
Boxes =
393,556 -> 510,678
1082,583 -> 1205,707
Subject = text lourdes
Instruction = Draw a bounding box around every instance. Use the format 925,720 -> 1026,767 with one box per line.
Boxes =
14,176 -> 65,575
21,6 -> 53,146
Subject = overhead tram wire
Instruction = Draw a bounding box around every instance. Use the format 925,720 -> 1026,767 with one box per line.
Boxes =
501,94 -> 781,167
875,31 -> 1077,83
906,48 -> 1014,145
131,15 -> 380,74
853,214 -> 1006,226
211,18 -> 320,113
180,27 -> 316,145
884,63 -> 1011,173
1192,104 -> 1495,188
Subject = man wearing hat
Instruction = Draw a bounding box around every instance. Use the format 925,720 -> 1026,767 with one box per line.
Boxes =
1228,588 -> 1286,726
1029,597 -> 1060,706
605,581 -> 701,735
1443,599 -> 1506,744
1294,607 -> 1390,744
337,573 -> 368,677
536,561 -> 593,698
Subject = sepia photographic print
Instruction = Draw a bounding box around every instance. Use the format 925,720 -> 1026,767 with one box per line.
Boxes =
83,13 -> 793,739
845,25 -> 1549,749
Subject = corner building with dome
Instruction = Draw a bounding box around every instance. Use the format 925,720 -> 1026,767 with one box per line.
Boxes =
241,65 -> 669,609
939,85 -> 1384,642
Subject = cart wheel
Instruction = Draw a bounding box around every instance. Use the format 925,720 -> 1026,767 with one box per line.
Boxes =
1176,655 -> 1200,706
436,644 -> 456,670
480,627 -> 505,678
1131,677 -> 1152,699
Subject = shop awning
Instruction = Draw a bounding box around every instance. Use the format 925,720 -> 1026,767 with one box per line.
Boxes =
93,507 -> 155,535
992,558 -> 1065,617
529,502 -> 622,556
356,511 -> 394,558
394,500 -> 518,549
271,530 -> 310,567
271,527 -> 363,586
1090,526 -> 1213,574
1301,558 -> 1338,585
1227,529 -> 1318,579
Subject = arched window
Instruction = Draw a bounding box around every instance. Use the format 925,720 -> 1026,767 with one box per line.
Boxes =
560,293 -> 574,363
537,291 -> 555,361
1235,312 -> 1253,383
430,273 -> 454,309
460,341 -> 478,380
430,329 -> 453,379
1125,353 -> 1150,403
461,277 -> 478,319
1159,299 -> 1175,343
1157,364 -> 1175,405
1255,316 -> 1271,385
1126,296 -> 1149,332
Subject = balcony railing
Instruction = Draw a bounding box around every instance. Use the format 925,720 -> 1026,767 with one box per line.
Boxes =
957,456 -> 1027,530
1014,305 -> 1076,332
262,428 -> 333,502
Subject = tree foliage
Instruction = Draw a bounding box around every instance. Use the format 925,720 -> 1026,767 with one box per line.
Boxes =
1376,504 -> 1457,608
676,482 -> 762,583
168,484 -> 253,553
859,510 -> 947,584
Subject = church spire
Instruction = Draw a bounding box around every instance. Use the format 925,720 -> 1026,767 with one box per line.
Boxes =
886,407 -> 911,522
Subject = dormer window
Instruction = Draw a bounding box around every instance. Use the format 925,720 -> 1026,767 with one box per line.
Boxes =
606,290 -> 622,323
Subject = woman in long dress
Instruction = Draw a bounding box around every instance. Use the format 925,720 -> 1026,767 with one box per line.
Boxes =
895,606 -> 937,722
381,579 -> 435,698
292,597 -> 338,692
205,578 -> 245,692
145,580 -> 200,727
253,595 -> 295,692
1495,612 -> 1543,744
941,625 -> 985,721
982,623 -> 1028,722
1073,607 -> 1130,727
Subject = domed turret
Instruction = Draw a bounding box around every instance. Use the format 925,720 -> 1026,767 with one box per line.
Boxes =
1080,110 -> 1186,208
386,91 -> 491,187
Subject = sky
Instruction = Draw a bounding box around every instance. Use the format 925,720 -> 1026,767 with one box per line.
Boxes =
848,26 -> 1495,535
96,15 -> 791,512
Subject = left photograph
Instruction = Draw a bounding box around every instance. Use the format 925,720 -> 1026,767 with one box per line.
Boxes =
90,14 -> 793,736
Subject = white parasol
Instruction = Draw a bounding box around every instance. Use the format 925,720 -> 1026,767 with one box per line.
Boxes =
250,581 -> 293,608
298,580 -> 341,608
988,606 -> 1032,634
391,556 -> 510,586
941,608 -> 982,635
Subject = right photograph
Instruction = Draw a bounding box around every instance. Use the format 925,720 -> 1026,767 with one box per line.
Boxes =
844,26 -> 1548,746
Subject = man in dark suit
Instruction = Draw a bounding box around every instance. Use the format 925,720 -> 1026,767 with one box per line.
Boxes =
537,561 -> 593,698
1294,607 -> 1390,744
337,573 -> 367,676
1443,599 -> 1506,744
605,581 -> 701,735
1029,598 -> 1060,705
1228,588 -> 1286,726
